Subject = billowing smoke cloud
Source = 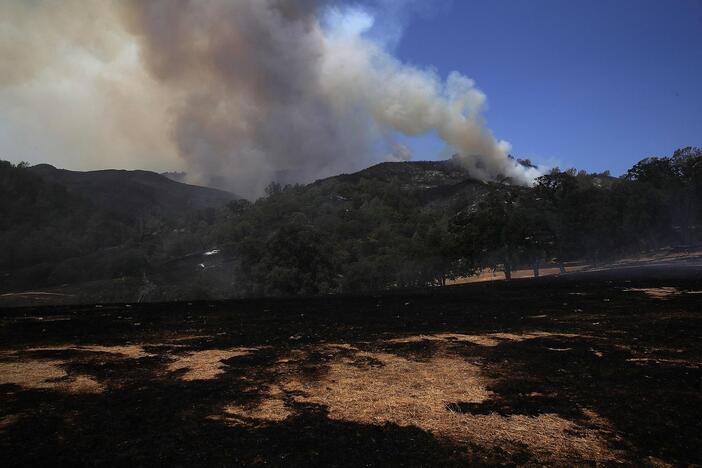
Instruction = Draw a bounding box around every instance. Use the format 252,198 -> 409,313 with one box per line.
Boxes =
116,0 -> 379,196
0,0 -> 177,173
0,0 -> 539,198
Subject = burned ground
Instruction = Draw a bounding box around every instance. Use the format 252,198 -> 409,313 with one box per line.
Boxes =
1,265 -> 701,466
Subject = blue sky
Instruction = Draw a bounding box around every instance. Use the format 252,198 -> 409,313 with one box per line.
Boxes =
374,0 -> 702,175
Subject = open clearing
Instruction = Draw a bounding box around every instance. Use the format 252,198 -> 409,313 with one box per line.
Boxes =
1,265 -> 701,466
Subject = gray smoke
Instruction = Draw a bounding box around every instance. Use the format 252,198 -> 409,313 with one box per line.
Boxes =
0,0 -> 540,198
118,0 -> 377,196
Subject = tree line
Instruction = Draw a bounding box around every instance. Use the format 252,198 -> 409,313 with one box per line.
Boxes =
1,147 -> 700,300
209,147 -> 701,295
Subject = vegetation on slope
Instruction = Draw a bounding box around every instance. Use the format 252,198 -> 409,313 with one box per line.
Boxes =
1,147 -> 700,302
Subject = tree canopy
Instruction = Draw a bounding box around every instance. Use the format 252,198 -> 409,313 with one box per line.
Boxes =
1,147 -> 701,302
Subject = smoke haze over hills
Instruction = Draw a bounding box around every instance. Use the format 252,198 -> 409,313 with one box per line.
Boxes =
0,0 -> 539,198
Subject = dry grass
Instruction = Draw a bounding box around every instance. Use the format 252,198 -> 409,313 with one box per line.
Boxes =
626,357 -> 701,368
166,348 -> 254,381
0,346 -> 146,394
27,344 -> 153,359
386,333 -> 498,346
63,375 -> 105,393
453,412 -> 618,462
285,351 -> 491,422
216,385 -> 293,425
0,341 -> 257,393
2,332 -> 625,462
17,315 -> 73,322
218,343 -> 621,463
168,335 -> 214,342
0,358 -> 103,394
449,266 -> 587,284
81,345 -> 154,358
624,287 -> 681,299
387,331 -> 580,348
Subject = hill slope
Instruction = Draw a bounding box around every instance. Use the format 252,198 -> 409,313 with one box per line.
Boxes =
1,158 -> 490,302
2,147 -> 699,305
311,158 -> 494,211
0,161 -> 236,294
28,164 -> 236,220
321,159 -> 476,188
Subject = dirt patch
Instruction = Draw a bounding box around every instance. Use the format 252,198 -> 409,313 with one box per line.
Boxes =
166,348 -> 254,381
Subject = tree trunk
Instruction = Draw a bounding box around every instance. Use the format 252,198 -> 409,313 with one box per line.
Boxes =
503,263 -> 512,281
556,242 -> 566,274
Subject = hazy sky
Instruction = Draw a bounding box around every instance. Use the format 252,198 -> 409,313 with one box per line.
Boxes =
391,0 -> 702,175
1,0 -> 700,181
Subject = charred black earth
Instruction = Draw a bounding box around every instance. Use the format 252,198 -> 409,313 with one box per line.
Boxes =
1,265 -> 701,466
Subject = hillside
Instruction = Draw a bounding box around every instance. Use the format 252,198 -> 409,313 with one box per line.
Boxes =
0,161 -> 236,296
311,158 -> 495,212
0,158 -> 496,303
1,147 -> 700,305
28,164 -> 236,221
321,159 -> 476,189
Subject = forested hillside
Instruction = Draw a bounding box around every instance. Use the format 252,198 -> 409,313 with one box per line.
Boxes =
1,147 -> 700,304
0,162 -> 235,296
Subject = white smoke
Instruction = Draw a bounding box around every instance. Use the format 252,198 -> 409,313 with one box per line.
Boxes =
385,143 -> 413,163
319,7 -> 539,183
0,0 -> 539,198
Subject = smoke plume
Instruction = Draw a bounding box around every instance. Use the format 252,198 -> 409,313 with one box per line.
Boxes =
0,0 -> 539,198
